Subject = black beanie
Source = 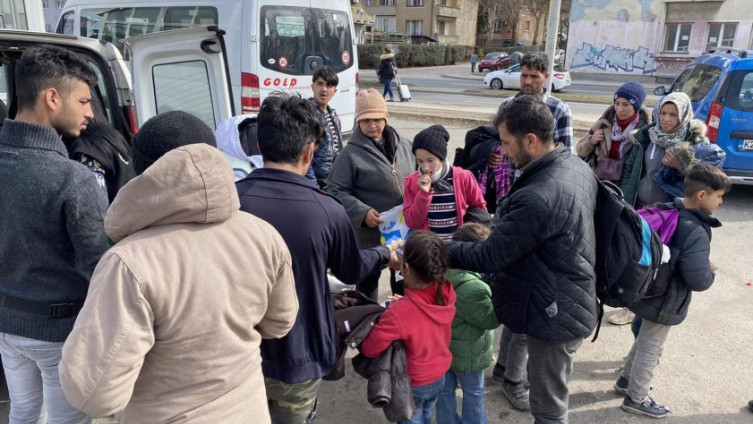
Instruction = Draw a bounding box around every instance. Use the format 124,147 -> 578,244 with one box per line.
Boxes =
132,110 -> 217,175
412,124 -> 450,161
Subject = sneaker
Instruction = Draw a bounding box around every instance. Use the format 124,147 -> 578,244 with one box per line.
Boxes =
621,396 -> 671,419
501,380 -> 530,411
748,400 -> 753,412
614,376 -> 629,395
387,98 -> 395,102
492,363 -> 506,383
608,308 -> 636,325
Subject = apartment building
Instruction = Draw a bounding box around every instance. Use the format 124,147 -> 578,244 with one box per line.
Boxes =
567,0 -> 753,78
477,10 -> 547,47
362,0 -> 478,45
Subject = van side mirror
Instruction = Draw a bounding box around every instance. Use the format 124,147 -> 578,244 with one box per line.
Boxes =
654,86 -> 666,96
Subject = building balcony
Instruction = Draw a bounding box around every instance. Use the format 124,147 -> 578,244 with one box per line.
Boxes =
437,35 -> 459,44
436,5 -> 460,19
352,9 -> 375,25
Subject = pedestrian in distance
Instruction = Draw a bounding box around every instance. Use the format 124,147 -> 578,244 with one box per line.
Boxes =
403,124 -> 486,240
621,92 -> 712,208
68,119 -> 137,203
235,92 -> 403,424
378,47 -> 398,102
60,111 -> 299,423
306,66 -> 343,189
435,223 -> 498,424
0,45 -> 109,424
361,230 -> 456,424
615,163 -> 730,419
447,95 -> 598,424
471,50 -> 479,73
576,81 -> 652,327
327,88 -> 415,301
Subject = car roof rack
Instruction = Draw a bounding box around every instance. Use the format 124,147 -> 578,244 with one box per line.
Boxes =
707,46 -> 751,58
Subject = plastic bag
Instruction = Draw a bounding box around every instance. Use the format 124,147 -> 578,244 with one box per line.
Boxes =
379,205 -> 411,245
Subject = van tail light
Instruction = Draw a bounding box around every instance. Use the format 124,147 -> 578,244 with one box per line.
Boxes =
706,102 -> 723,142
553,73 -> 565,79
241,72 -> 260,113
126,104 -> 139,134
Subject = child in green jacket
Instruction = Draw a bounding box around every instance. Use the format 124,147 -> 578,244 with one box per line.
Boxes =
436,223 -> 499,424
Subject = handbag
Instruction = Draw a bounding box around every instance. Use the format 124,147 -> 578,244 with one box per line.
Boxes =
593,140 -> 623,182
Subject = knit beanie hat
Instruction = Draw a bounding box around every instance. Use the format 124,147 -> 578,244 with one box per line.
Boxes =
412,124 -> 450,161
356,89 -> 389,122
132,110 -> 217,175
614,81 -> 646,112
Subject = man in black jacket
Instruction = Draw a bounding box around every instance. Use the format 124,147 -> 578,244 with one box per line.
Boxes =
236,93 -> 401,424
447,95 -> 598,424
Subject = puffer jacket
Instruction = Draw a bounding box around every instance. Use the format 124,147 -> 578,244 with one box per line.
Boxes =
630,198 -> 720,325
447,269 -> 498,373
575,105 -> 651,161
447,145 -> 598,342
327,125 -> 414,248
305,100 -> 342,189
620,120 -> 709,206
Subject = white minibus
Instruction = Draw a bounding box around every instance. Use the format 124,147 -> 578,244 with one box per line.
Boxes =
56,0 -> 359,137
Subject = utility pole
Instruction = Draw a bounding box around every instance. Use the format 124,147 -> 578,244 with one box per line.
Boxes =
544,0 -> 562,94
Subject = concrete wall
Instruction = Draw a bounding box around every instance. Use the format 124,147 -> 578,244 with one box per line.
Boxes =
456,0 -> 477,46
566,0 -> 753,79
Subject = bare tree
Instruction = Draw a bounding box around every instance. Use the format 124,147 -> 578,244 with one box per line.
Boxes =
477,0 -> 502,48
498,0 -> 522,47
529,0 -> 549,46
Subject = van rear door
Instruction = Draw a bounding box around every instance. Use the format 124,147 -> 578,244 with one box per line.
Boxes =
124,26 -> 233,130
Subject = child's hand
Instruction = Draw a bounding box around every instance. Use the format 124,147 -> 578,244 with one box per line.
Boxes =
386,294 -> 403,302
418,173 -> 432,193
710,261 -> 718,272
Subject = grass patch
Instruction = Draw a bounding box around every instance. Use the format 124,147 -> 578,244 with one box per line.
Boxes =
463,89 -> 658,107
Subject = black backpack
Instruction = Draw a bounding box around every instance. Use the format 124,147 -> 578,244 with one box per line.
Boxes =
591,179 -> 662,341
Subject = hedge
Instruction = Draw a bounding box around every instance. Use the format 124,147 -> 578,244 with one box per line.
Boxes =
357,44 -> 474,69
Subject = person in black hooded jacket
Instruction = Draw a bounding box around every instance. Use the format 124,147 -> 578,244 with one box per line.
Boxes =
447,95 -> 598,424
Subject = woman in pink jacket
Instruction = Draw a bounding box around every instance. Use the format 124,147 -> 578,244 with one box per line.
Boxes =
403,124 -> 487,240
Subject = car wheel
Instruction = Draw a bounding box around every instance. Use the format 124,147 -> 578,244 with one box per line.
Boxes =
551,83 -> 558,92
490,79 -> 503,90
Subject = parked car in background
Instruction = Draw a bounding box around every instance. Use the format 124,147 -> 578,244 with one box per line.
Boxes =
655,48 -> 753,185
478,52 -> 510,72
483,64 -> 572,92
554,49 -> 566,65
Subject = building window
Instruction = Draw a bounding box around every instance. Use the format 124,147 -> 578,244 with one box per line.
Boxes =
438,0 -> 447,5
524,21 -> 530,31
706,23 -> 737,50
42,0 -> 49,9
379,0 -> 395,5
405,20 -> 422,35
375,16 -> 396,33
437,21 -> 445,36
57,0 -> 64,9
494,20 -> 504,32
664,23 -> 692,52
406,0 -> 424,6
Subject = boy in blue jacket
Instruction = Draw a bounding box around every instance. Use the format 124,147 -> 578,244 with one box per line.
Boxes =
615,163 -> 730,418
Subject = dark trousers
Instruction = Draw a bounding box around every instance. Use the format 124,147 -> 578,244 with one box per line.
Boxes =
527,336 -> 583,424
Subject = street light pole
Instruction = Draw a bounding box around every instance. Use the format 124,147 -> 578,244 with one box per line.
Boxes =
544,0 -> 562,94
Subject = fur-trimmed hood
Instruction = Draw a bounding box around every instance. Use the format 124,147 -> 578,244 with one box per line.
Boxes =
380,52 -> 394,61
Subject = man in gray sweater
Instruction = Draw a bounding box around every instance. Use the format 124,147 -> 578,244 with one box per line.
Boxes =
0,45 -> 109,423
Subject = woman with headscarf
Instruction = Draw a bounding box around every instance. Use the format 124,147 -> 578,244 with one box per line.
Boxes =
620,92 -> 710,208
327,89 -> 415,300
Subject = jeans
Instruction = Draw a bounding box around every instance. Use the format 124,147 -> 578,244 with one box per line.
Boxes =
0,333 -> 91,424
436,370 -> 487,424
620,319 -> 671,402
631,316 -> 643,339
471,62 -> 477,73
527,336 -> 582,424
383,78 -> 394,100
496,325 -> 528,382
399,376 -> 445,424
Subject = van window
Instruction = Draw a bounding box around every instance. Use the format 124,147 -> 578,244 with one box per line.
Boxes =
152,60 -> 215,128
672,64 -> 722,102
727,70 -> 753,111
260,6 -> 354,76
77,7 -> 218,56
57,10 -> 75,34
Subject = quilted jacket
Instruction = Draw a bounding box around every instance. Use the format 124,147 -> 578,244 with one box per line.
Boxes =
447,145 -> 599,342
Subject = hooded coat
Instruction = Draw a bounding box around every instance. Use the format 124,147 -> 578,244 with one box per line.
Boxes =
377,52 -> 397,81
60,144 -> 298,423
215,114 -> 264,181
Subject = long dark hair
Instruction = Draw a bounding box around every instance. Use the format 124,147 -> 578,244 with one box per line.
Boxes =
404,231 -> 449,305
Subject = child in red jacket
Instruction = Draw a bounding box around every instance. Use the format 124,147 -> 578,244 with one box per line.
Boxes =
361,230 -> 456,424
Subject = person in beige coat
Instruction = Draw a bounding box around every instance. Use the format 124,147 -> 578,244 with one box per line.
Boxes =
59,113 -> 298,423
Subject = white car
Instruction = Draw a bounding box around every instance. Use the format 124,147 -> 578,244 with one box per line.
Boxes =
483,64 -> 572,92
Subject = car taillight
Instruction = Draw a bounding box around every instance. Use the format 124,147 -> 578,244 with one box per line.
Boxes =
241,72 -> 260,113
554,73 -> 565,79
126,104 -> 138,134
706,102 -> 723,142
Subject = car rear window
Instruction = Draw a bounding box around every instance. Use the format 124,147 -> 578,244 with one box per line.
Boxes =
726,70 -> 753,111
672,64 -> 722,103
483,53 -> 499,59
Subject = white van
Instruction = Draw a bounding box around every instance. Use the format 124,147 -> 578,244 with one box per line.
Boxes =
55,0 -> 359,138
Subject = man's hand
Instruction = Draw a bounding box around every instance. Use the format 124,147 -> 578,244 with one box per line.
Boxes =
590,129 -> 605,145
387,240 -> 404,270
418,173 -> 432,193
364,209 -> 383,228
488,151 -> 504,168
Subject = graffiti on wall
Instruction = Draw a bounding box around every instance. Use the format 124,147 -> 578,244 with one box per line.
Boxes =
570,43 -> 658,74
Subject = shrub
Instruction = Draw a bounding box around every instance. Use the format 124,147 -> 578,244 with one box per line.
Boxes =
357,44 -> 475,69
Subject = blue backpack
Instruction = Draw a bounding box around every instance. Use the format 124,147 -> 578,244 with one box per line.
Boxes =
592,180 -> 662,341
